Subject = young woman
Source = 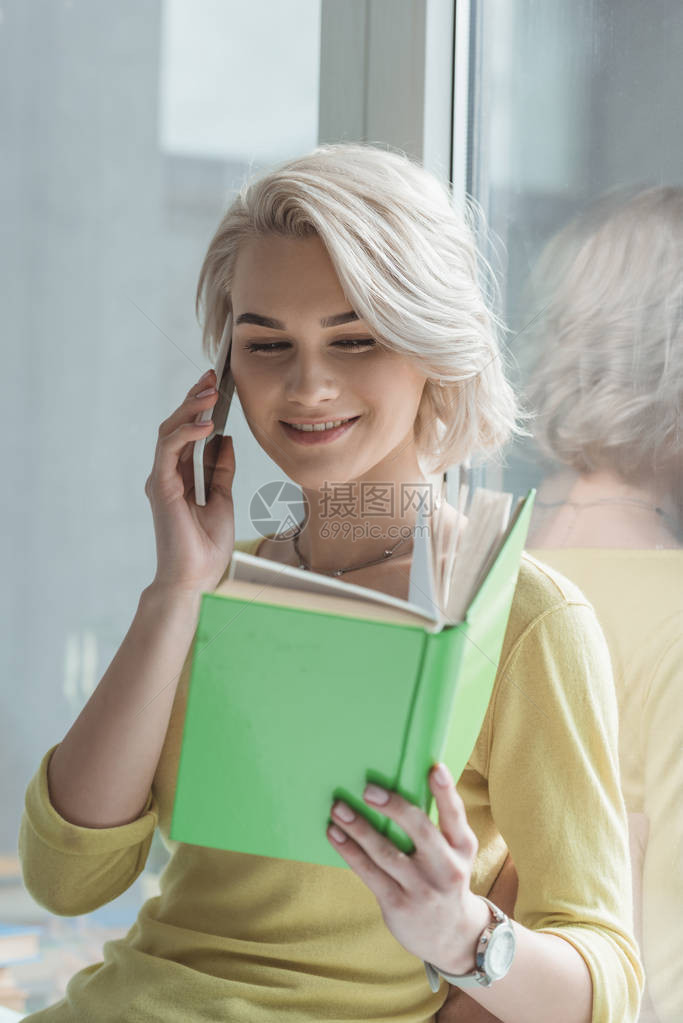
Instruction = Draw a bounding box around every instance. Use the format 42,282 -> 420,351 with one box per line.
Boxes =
520,185 -> 683,1023
18,143 -> 644,1022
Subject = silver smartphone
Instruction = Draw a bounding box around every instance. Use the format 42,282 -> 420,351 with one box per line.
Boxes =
193,312 -> 235,505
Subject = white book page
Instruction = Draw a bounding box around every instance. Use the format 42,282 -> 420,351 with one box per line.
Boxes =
433,476 -> 449,607
228,550 -> 439,625
464,492 -> 513,602
445,490 -> 512,622
407,497 -> 438,620
228,486 -> 516,633
441,483 -> 469,610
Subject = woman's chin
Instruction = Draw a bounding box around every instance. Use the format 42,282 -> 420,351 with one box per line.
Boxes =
254,426 -> 380,490
286,464 -> 360,490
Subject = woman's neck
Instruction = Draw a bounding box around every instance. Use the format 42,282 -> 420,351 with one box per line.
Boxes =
295,474 -> 436,575
290,436 -> 442,575
530,468 -> 681,549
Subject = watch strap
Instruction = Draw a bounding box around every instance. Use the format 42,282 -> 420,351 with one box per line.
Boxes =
424,959 -> 486,990
423,896 -> 509,993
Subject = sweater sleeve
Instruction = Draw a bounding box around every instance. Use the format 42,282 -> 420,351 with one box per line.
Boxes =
17,542 -> 259,919
640,627 -> 683,1020
17,743 -> 159,916
486,599 -> 645,1023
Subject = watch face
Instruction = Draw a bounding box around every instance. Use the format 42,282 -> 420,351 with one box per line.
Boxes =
485,925 -> 516,979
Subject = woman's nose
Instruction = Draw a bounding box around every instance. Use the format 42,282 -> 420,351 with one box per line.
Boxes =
283,358 -> 341,405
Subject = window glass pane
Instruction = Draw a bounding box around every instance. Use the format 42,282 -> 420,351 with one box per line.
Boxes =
468,9 -> 683,1021
1,1 -> 321,1013
469,0 -> 683,544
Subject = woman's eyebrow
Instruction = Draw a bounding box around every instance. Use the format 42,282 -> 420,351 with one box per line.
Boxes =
234,311 -> 360,329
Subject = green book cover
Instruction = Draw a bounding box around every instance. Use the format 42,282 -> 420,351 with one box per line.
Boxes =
170,489 -> 535,868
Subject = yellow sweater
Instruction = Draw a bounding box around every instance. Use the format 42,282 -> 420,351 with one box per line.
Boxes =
528,548 -> 683,1023
18,542 -> 644,1022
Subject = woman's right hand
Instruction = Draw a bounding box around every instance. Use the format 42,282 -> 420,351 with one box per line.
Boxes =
144,368 -> 236,594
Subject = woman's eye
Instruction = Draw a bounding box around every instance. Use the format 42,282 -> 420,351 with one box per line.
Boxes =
335,339 -> 376,350
244,342 -> 287,354
244,339 -> 376,354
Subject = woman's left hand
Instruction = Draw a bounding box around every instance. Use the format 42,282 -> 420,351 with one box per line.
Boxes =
327,761 -> 488,973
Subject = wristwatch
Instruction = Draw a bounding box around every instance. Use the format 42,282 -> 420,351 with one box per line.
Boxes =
424,896 -> 516,992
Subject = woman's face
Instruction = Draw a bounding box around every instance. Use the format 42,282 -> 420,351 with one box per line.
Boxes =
229,233 -> 428,490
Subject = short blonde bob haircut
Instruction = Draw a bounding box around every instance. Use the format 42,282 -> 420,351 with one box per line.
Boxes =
521,185 -> 683,488
195,142 -> 530,475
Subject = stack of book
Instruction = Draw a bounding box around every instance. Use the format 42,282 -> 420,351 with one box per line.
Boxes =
170,486 -> 535,868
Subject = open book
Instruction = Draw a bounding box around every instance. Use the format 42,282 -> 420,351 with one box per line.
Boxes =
170,487 -> 536,868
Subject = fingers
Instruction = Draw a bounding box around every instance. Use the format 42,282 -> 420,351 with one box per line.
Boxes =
329,798 -> 416,894
329,785 -> 436,889
202,435 -> 236,502
429,765 -> 478,864
147,370 -> 219,498
159,370 -> 218,439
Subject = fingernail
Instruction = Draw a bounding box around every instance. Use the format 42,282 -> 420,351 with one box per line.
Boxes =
363,783 -> 390,805
333,801 -> 355,823
199,369 -> 213,382
433,763 -> 451,786
328,824 -> 347,843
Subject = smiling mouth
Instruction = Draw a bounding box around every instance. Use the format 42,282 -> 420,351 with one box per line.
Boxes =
281,416 -> 360,432
279,416 -> 361,442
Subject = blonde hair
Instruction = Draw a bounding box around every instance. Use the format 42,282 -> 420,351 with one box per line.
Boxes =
195,142 -> 531,475
520,185 -> 683,487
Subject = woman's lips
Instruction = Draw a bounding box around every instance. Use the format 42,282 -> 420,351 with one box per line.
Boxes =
280,416 -> 361,445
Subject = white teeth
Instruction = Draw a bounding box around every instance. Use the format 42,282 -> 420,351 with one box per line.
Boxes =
288,418 -> 354,432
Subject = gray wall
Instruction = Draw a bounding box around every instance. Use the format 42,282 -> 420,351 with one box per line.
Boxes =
1,0 -> 321,852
